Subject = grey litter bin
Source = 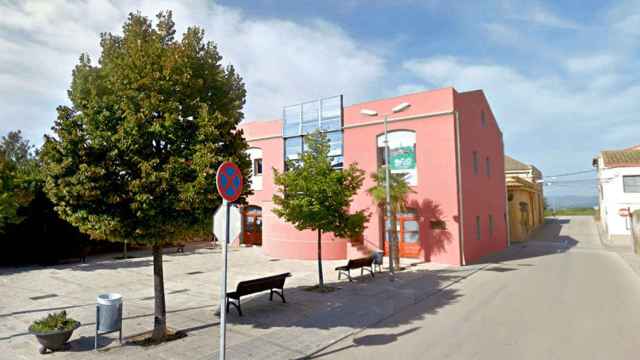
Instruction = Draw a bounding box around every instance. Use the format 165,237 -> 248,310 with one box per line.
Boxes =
95,293 -> 123,350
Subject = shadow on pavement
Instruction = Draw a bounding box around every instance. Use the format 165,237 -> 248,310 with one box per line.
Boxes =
304,327 -> 420,359
205,267 -> 470,359
473,218 -> 578,265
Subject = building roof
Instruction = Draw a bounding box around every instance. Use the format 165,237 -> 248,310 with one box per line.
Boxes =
601,150 -> 640,168
506,175 -> 538,192
505,155 -> 531,171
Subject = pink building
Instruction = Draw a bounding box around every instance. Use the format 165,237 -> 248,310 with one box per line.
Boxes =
238,87 -> 507,266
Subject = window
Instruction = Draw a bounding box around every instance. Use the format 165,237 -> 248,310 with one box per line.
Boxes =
253,158 -> 263,176
283,95 -> 343,169
623,175 -> 640,193
313,131 -> 343,168
489,214 -> 494,237
285,137 -> 302,160
485,157 -> 491,177
481,110 -> 486,127
246,148 -> 263,191
284,95 -> 342,137
476,216 -> 481,240
473,151 -> 479,175
377,131 -> 417,185
301,101 -> 319,135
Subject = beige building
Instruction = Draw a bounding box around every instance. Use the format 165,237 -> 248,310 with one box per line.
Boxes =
505,156 -> 545,242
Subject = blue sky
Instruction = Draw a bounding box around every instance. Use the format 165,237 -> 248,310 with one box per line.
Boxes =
1,0 -> 640,197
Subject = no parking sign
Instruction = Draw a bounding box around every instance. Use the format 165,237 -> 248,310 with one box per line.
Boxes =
215,161 -> 243,360
216,162 -> 243,202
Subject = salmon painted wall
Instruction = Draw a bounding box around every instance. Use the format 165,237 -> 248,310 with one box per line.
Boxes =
239,119 -> 349,259
240,119 -> 282,203
238,87 -> 507,266
343,88 -> 462,265
454,90 -> 508,264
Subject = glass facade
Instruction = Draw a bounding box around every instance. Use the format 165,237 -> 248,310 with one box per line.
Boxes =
283,95 -> 343,168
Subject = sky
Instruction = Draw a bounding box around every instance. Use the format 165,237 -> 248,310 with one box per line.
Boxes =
1,0 -> 639,198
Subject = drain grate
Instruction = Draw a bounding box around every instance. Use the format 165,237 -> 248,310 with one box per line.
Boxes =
30,294 -> 58,301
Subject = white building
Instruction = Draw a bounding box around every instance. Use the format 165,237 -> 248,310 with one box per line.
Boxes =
594,145 -> 640,242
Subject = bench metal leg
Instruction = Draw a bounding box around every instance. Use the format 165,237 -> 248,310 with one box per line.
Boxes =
365,266 -> 374,278
227,298 -> 242,316
270,288 -> 286,303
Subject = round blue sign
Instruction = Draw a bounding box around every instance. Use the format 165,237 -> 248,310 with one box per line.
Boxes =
216,162 -> 243,202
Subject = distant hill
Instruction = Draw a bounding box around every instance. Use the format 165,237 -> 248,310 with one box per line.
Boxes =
547,195 -> 598,209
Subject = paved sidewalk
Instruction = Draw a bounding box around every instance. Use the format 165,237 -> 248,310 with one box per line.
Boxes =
594,219 -> 640,280
0,245 -> 482,360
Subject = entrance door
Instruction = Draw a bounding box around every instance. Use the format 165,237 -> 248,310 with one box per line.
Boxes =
384,209 -> 421,258
243,206 -> 262,246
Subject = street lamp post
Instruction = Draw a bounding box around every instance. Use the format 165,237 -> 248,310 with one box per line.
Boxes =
360,102 -> 411,277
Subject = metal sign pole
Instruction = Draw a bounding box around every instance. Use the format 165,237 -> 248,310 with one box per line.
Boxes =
219,199 -> 230,360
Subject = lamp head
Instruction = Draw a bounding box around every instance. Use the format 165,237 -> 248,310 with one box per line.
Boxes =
392,102 -> 411,113
360,109 -> 378,116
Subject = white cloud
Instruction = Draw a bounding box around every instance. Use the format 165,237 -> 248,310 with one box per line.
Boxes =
483,22 -> 521,46
608,0 -> 640,36
0,0 -> 385,144
504,3 -> 581,30
402,55 -> 640,188
565,54 -> 618,73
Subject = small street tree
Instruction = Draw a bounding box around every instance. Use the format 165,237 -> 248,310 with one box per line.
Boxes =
272,131 -> 367,289
367,167 -> 414,270
40,11 -> 250,341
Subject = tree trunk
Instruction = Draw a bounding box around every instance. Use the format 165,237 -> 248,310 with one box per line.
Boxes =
390,212 -> 400,270
151,244 -> 167,341
317,229 -> 324,288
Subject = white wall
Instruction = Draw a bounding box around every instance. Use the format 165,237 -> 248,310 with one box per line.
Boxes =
247,147 -> 263,191
599,162 -> 640,236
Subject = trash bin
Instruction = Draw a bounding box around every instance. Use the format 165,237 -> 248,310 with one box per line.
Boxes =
95,293 -> 123,350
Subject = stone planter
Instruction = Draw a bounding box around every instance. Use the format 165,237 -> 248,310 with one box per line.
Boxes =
29,322 -> 81,354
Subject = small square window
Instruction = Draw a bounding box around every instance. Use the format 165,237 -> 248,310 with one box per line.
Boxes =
485,157 -> 491,177
488,214 -> 494,237
253,158 -> 263,176
473,151 -> 479,175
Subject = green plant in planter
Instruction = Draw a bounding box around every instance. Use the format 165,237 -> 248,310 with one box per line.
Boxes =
30,311 -> 79,333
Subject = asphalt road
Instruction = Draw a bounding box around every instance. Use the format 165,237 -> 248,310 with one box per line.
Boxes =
315,216 -> 640,360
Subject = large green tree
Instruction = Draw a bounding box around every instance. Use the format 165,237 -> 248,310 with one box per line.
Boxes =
40,11 -> 250,340
367,168 -> 414,271
0,131 -> 40,232
272,131 -> 367,289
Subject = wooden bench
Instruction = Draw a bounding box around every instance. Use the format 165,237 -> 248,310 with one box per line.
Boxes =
226,272 -> 291,316
335,256 -> 375,281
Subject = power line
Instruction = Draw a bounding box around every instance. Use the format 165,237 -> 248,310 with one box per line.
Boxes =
544,169 -> 596,178
546,178 -> 597,183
